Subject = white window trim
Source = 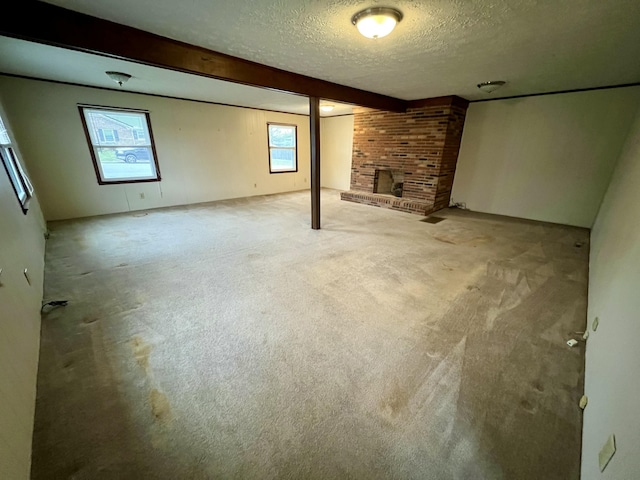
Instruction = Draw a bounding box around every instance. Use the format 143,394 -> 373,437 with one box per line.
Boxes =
267,123 -> 298,174
0,113 -> 33,213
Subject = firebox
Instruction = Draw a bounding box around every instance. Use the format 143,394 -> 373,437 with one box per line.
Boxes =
374,170 -> 404,197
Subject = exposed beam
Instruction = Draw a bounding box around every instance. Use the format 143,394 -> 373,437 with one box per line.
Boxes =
406,95 -> 470,109
0,1 -> 407,112
309,97 -> 321,230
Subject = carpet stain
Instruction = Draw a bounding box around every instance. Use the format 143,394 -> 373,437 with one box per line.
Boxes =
520,399 -> 537,414
88,322 -> 112,386
433,233 -> 493,245
130,336 -> 152,372
150,389 -> 173,424
470,235 -> 493,245
74,236 -> 88,250
380,384 -> 410,418
151,430 -> 168,449
432,234 -> 457,245
532,382 -> 545,393
82,315 -> 99,325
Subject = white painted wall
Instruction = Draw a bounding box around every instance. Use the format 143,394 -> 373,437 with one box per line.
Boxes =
0,76 -> 311,221
581,104 -> 640,479
451,87 -> 640,227
0,100 -> 46,479
320,115 -> 353,191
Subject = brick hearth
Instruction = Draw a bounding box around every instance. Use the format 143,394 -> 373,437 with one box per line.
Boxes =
341,96 -> 468,216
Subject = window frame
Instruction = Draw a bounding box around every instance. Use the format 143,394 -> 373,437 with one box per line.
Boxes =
0,114 -> 33,214
78,105 -> 162,185
267,122 -> 298,174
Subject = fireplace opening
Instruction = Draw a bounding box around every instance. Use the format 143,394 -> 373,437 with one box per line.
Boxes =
374,170 -> 404,197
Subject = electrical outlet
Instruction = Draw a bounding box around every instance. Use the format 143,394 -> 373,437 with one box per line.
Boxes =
139,193 -> 145,199
592,317 -> 599,332
598,434 -> 616,472
579,395 -> 588,410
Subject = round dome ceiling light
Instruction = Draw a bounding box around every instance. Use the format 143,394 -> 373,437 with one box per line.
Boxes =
320,105 -> 335,112
477,81 -> 506,94
106,71 -> 132,87
351,7 -> 403,39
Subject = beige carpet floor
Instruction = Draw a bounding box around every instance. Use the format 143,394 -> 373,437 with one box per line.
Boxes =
32,190 -> 587,479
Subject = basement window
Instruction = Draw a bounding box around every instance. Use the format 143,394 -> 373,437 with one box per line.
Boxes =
268,123 -> 297,173
0,113 -> 34,213
79,105 -> 161,184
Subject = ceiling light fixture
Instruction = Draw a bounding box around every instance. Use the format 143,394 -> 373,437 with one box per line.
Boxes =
477,81 -> 506,94
106,71 -> 132,87
351,7 -> 403,39
320,105 -> 335,112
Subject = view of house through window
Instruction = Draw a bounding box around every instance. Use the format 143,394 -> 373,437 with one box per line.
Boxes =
79,106 -> 161,184
268,123 -> 297,173
0,113 -> 34,213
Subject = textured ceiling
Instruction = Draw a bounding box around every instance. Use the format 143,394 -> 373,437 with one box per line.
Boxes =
42,0 -> 640,101
0,37 -> 353,116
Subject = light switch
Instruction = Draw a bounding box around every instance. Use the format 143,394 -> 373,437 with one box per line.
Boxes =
598,434 -> 616,472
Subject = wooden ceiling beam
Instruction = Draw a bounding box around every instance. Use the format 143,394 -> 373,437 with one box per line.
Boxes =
0,1 -> 407,112
406,95 -> 470,110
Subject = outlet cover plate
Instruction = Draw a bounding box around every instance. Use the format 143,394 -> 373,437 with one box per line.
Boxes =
598,434 -> 616,472
579,395 -> 588,410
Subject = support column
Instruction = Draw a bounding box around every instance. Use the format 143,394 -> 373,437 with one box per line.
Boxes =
310,96 -> 321,229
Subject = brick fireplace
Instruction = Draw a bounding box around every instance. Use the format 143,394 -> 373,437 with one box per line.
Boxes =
341,96 -> 468,216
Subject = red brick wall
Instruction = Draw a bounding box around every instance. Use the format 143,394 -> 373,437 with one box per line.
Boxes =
341,97 -> 468,215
